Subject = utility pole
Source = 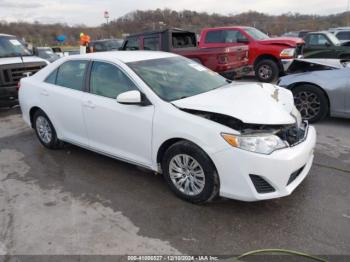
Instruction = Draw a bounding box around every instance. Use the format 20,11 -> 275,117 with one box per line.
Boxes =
104,10 -> 110,25
347,0 -> 350,26
104,11 -> 110,38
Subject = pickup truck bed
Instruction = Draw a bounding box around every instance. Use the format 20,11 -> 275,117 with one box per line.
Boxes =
121,29 -> 249,79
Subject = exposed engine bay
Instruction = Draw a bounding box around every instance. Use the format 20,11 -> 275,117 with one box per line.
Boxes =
287,58 -> 350,74
182,109 -> 308,147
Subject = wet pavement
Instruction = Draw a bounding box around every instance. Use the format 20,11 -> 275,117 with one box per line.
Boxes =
0,107 -> 349,260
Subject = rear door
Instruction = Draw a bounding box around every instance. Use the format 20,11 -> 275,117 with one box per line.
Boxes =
82,60 -> 154,167
41,60 -> 89,145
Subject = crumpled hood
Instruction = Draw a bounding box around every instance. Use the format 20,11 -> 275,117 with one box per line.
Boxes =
257,37 -> 304,47
172,82 -> 296,125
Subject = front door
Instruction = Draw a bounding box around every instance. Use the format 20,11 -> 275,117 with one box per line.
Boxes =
82,61 -> 154,167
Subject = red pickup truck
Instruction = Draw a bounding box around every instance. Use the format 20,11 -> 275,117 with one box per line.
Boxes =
121,29 -> 249,79
199,27 -> 304,82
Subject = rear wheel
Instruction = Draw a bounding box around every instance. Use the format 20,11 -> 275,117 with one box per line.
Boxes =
162,141 -> 219,203
292,84 -> 329,123
255,59 -> 279,83
33,110 -> 63,149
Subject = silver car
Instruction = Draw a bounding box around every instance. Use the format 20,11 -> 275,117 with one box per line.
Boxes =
278,59 -> 350,122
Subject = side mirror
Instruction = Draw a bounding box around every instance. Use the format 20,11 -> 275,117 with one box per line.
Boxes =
117,90 -> 149,105
325,42 -> 331,47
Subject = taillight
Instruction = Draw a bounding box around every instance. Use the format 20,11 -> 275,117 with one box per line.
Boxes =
17,81 -> 21,91
217,54 -> 229,64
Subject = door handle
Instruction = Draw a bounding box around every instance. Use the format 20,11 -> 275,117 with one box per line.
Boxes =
83,100 -> 96,109
41,89 -> 49,96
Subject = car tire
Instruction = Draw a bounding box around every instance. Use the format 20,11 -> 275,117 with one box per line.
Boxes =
292,84 -> 329,123
33,110 -> 63,149
161,141 -> 219,204
255,59 -> 279,83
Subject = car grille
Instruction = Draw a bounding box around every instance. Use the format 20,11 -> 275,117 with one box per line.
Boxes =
0,62 -> 46,87
287,165 -> 305,185
249,175 -> 276,193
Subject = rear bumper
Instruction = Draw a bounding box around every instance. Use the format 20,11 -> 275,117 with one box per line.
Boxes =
211,125 -> 316,201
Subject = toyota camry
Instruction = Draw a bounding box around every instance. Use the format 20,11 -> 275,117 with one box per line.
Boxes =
19,51 -> 316,203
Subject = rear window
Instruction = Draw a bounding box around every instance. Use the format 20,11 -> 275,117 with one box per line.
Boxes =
124,38 -> 139,50
172,32 -> 196,48
144,37 -> 160,51
56,60 -> 88,91
336,31 -> 350,40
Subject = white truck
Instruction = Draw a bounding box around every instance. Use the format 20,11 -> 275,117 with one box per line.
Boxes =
0,34 -> 48,107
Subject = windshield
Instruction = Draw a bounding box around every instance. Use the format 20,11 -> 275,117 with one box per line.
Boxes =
127,57 -> 228,101
327,33 -> 341,46
0,37 -> 32,58
107,40 -> 123,49
244,28 -> 270,40
38,49 -> 59,60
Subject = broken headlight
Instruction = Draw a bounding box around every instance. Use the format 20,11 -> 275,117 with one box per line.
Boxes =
221,133 -> 288,155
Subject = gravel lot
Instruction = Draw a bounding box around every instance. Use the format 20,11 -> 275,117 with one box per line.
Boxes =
0,104 -> 349,260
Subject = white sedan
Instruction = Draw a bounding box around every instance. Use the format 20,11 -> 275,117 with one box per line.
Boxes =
19,51 -> 316,203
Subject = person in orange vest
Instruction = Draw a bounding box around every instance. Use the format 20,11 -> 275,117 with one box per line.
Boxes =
79,33 -> 91,54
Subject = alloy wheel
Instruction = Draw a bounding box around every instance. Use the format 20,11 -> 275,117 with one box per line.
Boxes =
36,116 -> 52,144
294,91 -> 321,120
168,154 -> 205,196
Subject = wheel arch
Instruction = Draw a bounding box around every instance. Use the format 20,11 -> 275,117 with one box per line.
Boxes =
29,106 -> 43,128
254,54 -> 282,71
156,137 -> 219,177
289,82 -> 331,114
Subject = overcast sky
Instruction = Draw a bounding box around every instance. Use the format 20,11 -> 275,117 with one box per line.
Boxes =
0,0 -> 349,26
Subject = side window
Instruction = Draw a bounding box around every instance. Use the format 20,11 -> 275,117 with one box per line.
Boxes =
143,37 -> 160,50
309,34 -> 330,46
56,60 -> 88,91
45,69 -> 58,84
124,38 -> 139,50
224,30 -> 248,43
205,30 -> 224,43
336,31 -> 350,40
90,61 -> 137,99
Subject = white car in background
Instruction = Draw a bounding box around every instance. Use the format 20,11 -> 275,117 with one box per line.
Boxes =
19,51 -> 316,203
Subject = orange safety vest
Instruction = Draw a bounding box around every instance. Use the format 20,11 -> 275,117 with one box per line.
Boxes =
80,35 -> 90,46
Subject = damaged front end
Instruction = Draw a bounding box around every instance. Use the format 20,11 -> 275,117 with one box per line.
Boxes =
286,58 -> 344,74
182,108 -> 308,153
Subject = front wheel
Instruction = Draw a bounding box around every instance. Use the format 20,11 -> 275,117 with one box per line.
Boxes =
255,59 -> 279,83
292,84 -> 329,123
162,141 -> 219,203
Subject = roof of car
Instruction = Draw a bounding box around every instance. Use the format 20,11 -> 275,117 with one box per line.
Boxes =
0,33 -> 15,38
126,28 -> 193,38
66,51 -> 178,63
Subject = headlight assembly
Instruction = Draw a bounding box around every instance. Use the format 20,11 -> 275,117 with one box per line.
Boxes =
221,133 -> 288,155
280,48 -> 295,58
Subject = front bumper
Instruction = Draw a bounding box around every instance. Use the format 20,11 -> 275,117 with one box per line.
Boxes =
212,125 -> 316,201
281,59 -> 294,72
